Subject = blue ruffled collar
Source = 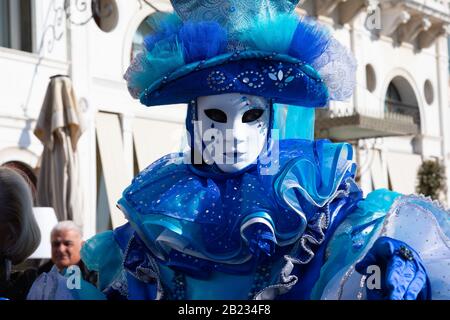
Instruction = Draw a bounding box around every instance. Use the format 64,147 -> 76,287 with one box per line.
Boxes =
118,139 -> 356,277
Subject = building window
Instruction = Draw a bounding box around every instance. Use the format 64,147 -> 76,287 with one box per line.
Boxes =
365,64 -> 377,93
0,0 -> 33,52
424,80 -> 434,105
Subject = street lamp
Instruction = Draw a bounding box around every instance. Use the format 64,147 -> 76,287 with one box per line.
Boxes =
64,0 -> 118,30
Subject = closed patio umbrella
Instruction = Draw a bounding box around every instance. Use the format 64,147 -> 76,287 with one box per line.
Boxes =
34,75 -> 85,227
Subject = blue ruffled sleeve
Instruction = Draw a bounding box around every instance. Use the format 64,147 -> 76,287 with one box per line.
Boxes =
311,189 -> 450,300
310,189 -> 401,299
81,230 -> 124,292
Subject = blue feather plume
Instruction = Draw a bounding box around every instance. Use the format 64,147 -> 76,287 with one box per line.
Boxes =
239,13 -> 299,54
143,13 -> 183,52
288,17 -> 331,64
125,10 -> 338,102
127,38 -> 185,99
178,21 -> 228,64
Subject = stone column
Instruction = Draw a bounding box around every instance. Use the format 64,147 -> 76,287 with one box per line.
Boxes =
435,35 -> 450,205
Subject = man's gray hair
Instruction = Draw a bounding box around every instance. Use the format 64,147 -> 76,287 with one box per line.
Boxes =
51,220 -> 83,238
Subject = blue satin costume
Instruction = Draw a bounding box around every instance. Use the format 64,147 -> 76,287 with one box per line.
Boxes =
81,138 -> 449,300
79,0 -> 449,300
81,102 -> 420,300
82,133 -> 363,300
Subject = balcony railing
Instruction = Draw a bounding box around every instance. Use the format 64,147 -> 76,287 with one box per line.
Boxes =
385,100 -> 421,125
315,102 -> 420,141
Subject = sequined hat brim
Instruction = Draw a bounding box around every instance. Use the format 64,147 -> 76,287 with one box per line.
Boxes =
140,50 -> 329,108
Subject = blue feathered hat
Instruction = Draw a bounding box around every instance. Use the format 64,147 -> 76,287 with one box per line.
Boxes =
124,0 -> 357,108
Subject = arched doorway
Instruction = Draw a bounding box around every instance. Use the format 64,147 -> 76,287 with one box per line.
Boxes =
380,76 -> 423,195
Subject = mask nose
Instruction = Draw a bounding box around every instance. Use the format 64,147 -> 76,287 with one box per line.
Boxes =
224,120 -> 247,152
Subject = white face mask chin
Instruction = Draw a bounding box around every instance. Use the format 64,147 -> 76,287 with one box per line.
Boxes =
194,93 -> 270,173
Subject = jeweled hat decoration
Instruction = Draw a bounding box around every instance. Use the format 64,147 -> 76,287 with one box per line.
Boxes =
124,0 -> 357,108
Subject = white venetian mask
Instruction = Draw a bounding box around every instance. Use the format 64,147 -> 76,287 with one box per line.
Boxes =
193,93 -> 270,173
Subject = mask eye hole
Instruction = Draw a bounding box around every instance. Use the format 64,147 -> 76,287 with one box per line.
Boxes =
204,109 -> 227,123
242,109 -> 264,123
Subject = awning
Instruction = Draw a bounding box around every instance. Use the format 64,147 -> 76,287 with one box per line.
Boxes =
133,117 -> 185,171
386,152 -> 423,195
370,149 -> 389,190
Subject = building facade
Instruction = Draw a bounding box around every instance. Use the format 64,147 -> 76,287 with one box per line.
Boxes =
306,0 -> 450,203
0,0 -> 449,239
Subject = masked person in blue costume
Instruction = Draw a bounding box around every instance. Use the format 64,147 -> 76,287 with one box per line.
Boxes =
78,0 -> 449,300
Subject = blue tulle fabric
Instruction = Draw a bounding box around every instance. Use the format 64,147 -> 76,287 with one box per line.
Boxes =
179,21 -> 228,64
288,16 -> 331,64
117,139 -> 357,278
405,196 -> 450,239
143,13 -> 183,52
